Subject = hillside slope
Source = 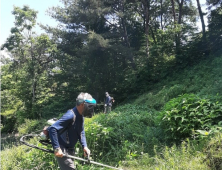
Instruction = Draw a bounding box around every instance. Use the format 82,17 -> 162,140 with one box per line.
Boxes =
132,54 -> 222,110
1,54 -> 222,170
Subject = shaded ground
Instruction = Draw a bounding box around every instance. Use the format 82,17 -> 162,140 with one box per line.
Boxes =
1,133 -> 20,150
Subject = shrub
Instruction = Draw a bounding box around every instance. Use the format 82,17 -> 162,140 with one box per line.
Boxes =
83,121 -> 113,161
83,104 -> 156,163
1,145 -> 27,170
18,119 -> 47,135
83,114 -> 140,164
159,94 -> 222,143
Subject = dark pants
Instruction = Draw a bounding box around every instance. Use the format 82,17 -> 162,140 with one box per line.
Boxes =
104,106 -> 111,114
56,145 -> 75,170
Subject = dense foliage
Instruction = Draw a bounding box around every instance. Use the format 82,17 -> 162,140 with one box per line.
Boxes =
159,94 -> 222,143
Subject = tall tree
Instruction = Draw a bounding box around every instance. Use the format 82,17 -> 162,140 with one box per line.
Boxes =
44,0 -> 199,100
196,0 -> 206,37
142,0 -> 151,58
1,6 -> 57,119
44,0 -> 140,100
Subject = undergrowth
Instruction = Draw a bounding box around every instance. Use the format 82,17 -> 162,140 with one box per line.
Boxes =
1,55 -> 222,169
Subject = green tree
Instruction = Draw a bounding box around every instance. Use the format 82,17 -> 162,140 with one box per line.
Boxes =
1,6 -> 58,132
43,0 -> 138,102
43,0 -> 202,102
196,0 -> 206,38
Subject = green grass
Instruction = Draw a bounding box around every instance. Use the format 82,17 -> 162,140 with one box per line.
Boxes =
132,55 -> 222,111
2,55 -> 222,169
1,111 -> 222,170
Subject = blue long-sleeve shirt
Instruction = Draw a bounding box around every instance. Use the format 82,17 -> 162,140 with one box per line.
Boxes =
105,96 -> 112,106
48,107 -> 87,150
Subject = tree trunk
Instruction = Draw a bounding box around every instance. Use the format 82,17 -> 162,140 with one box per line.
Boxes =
175,0 -> 184,55
142,0 -> 150,58
177,0 -> 184,24
196,0 -> 206,38
120,0 -> 136,69
160,0 -> 163,30
150,26 -> 156,44
171,0 -> 176,23
30,41 -> 37,118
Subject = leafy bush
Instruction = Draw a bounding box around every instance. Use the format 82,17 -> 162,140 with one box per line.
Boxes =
159,94 -> 222,143
1,115 -> 17,133
1,90 -> 23,133
82,105 -> 156,163
83,114 -> 136,165
82,121 -> 113,161
18,119 -> 47,135
1,145 -> 27,170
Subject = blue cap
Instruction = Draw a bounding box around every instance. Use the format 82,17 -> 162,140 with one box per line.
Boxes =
76,93 -> 97,105
85,98 -> 97,104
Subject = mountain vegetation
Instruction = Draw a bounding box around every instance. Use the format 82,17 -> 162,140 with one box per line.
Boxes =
1,0 -> 222,169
